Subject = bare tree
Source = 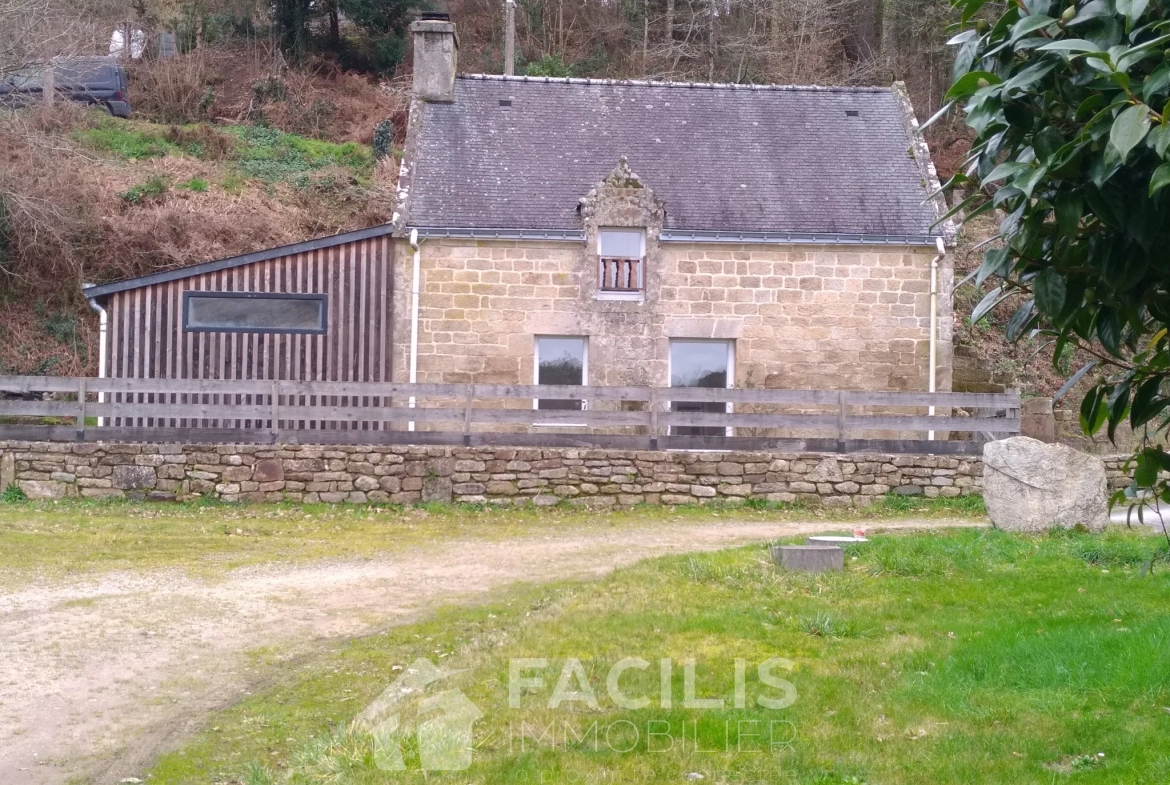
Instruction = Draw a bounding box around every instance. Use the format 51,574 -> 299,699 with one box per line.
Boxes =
0,0 -> 95,78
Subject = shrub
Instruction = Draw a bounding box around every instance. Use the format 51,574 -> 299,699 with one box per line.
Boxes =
252,76 -> 287,104
37,307 -> 80,345
372,118 -> 393,161
129,55 -> 212,124
523,54 -> 574,77
1,484 -> 27,503
119,175 -> 171,204
165,125 -> 235,160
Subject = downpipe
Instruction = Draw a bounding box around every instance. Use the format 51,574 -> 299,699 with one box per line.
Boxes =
84,290 -> 107,427
928,236 -> 945,440
408,229 -> 422,432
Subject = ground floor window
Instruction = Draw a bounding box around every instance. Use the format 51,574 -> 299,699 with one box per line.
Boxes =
534,336 -> 587,411
670,339 -> 733,436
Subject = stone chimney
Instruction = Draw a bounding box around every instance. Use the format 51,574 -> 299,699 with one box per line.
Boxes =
411,16 -> 458,103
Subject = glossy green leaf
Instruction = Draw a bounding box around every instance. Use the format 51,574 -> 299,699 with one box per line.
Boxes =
1109,103 -> 1153,162
919,100 -> 956,131
961,0 -> 990,24
1054,361 -> 1097,401
983,161 -> 1030,183
945,71 -> 1002,100
1034,268 -> 1067,315
1134,449 -> 1158,486
1116,0 -> 1150,26
1107,381 -> 1132,442
1006,298 -> 1038,341
1149,162 -> 1170,195
1033,126 -> 1064,161
1011,14 -> 1056,41
1147,123 -> 1170,156
1054,192 -> 1082,236
972,286 -> 1009,324
1143,64 -> 1170,100
1002,61 -> 1056,92
1036,38 -> 1103,53
1015,164 -> 1049,197
1130,377 -> 1167,427
977,247 -> 1012,286
1080,385 -> 1108,434
1097,307 -> 1122,354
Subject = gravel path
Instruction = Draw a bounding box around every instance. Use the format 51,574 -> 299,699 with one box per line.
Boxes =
0,517 -> 982,784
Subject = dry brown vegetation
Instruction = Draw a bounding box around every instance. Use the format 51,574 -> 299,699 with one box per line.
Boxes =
0,0 -> 973,377
127,44 -> 406,143
0,45 -> 404,375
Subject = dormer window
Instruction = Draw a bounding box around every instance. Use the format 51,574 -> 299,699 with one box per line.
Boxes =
597,228 -> 645,299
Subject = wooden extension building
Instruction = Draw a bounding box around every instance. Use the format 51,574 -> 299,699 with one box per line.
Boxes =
83,225 -> 395,387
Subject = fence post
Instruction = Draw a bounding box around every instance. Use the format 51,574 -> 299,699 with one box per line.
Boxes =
463,384 -> 475,446
270,381 -> 280,444
1007,387 -> 1020,435
649,387 -> 659,450
836,390 -> 847,453
76,377 -> 87,442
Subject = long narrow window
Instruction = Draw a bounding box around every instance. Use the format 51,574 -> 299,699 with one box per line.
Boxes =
670,340 -> 734,437
183,292 -> 327,334
534,336 -> 587,411
597,228 -> 645,297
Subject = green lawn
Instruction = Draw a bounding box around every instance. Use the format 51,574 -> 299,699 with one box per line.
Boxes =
145,527 -> 1170,784
0,495 -> 982,584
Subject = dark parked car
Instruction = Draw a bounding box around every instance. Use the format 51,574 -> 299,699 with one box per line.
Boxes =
0,57 -> 131,118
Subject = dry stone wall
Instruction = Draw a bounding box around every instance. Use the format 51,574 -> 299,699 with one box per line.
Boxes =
0,441 -> 1002,507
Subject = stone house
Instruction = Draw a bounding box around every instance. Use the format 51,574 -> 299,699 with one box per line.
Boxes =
80,16 -> 953,420
394,18 -> 954,408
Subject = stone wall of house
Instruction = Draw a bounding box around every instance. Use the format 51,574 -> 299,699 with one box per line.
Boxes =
393,237 -> 953,394
0,441 -> 995,507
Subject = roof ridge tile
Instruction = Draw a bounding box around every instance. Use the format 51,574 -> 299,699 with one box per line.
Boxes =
455,73 -> 890,93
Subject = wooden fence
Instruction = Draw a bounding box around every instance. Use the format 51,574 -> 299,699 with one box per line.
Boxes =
0,376 -> 1020,454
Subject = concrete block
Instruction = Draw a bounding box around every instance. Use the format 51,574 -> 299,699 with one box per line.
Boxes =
771,545 -> 844,573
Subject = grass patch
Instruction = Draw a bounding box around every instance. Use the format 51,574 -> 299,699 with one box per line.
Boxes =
145,527 -> 1170,784
73,120 -> 180,159
74,118 -> 374,188
177,176 -> 209,192
0,495 -> 986,585
227,124 -> 373,185
119,174 -> 171,204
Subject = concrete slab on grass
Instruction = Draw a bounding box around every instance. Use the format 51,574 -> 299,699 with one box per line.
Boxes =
771,544 -> 844,573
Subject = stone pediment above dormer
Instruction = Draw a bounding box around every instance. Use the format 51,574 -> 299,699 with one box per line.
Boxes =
577,157 -> 665,233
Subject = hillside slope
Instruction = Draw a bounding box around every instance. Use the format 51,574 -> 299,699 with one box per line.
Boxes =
0,50 -> 404,376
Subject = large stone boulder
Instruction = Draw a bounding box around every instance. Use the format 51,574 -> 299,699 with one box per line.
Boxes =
982,436 -> 1109,531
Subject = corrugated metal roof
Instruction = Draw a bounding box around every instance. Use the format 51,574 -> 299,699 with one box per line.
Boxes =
404,75 -> 940,237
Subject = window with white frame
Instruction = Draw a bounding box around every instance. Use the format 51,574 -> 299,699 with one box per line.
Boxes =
534,336 -> 587,411
669,339 -> 734,437
597,228 -> 645,296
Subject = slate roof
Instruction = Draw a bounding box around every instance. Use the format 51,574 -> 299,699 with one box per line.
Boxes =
403,75 -> 941,239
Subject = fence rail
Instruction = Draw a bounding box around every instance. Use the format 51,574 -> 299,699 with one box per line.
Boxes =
0,376 -> 1020,454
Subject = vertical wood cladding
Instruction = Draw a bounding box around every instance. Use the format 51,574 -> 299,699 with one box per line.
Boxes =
104,235 -> 393,428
